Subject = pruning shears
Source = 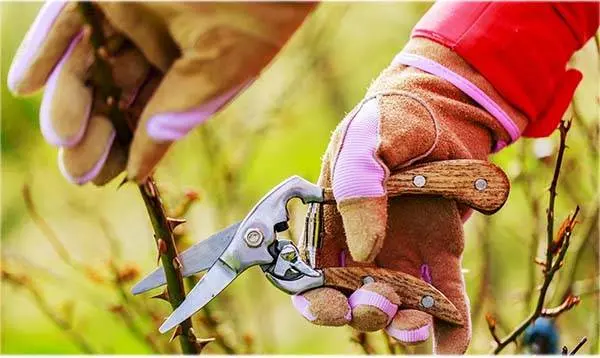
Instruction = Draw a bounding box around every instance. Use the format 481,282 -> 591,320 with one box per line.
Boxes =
132,159 -> 510,334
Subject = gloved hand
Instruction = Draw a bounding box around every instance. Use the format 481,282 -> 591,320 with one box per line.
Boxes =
8,1 -> 315,185
293,38 -> 528,353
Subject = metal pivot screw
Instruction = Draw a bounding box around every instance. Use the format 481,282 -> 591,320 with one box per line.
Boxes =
362,276 -> 375,285
413,175 -> 427,188
474,178 -> 488,191
420,295 -> 435,308
244,228 -> 264,248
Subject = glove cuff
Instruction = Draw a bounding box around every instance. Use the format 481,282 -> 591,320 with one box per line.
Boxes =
399,38 -> 529,152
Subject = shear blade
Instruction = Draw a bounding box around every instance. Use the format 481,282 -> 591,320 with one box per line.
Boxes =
159,259 -> 237,333
131,221 -> 241,295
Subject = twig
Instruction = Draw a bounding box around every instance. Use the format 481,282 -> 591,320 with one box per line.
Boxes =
22,184 -> 81,270
2,269 -> 96,353
486,313 -> 502,345
77,3 -> 198,353
569,336 -> 587,355
491,120 -> 581,354
540,294 -> 580,317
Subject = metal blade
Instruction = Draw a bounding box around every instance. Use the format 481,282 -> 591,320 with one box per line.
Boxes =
131,221 -> 241,295
159,259 -> 237,333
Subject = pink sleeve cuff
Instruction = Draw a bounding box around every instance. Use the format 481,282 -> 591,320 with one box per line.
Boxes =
392,53 -> 520,152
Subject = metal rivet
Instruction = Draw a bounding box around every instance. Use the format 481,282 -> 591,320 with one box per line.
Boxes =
420,295 -> 435,308
474,178 -> 488,191
362,276 -> 375,285
413,175 -> 426,188
244,228 -> 264,248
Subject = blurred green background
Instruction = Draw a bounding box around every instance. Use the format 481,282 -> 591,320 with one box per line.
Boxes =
1,2 -> 598,354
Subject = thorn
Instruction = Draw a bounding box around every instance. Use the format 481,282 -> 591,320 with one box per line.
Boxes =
187,327 -> 197,340
168,325 -> 183,343
82,24 -> 93,36
167,217 -> 186,230
150,289 -> 170,302
194,337 -> 215,352
97,46 -> 109,60
117,176 -> 129,190
173,256 -> 182,271
156,239 -> 167,265
143,182 -> 157,198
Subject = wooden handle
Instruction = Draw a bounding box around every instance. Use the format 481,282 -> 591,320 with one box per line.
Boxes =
322,267 -> 464,326
323,159 -> 509,214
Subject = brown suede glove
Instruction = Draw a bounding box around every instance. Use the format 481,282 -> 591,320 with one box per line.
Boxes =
8,2 -> 315,185
292,38 -> 528,353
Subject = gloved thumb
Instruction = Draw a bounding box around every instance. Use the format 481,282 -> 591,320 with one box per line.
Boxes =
331,98 -> 388,262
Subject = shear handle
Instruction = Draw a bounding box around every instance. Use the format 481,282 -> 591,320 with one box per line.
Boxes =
322,159 -> 509,215
322,267 -> 464,326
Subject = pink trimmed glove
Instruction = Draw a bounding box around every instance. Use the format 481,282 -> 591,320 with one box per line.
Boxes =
8,1 -> 315,185
292,38 -> 528,353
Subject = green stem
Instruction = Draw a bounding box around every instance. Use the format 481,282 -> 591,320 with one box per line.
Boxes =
139,180 -> 198,354
76,3 -> 198,354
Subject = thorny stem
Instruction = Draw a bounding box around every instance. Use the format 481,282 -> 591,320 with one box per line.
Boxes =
545,121 -> 571,278
77,3 -> 198,354
491,121 -> 580,354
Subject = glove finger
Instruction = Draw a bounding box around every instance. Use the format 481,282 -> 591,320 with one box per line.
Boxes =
426,254 -> 471,354
348,282 -> 400,332
330,97 -> 388,262
39,30 -> 93,147
291,287 -> 351,327
125,40 -> 267,182
57,45 -> 150,185
386,310 -> 432,345
8,1 -> 83,95
377,196 -> 471,353
96,2 -> 178,72
59,114 -> 119,185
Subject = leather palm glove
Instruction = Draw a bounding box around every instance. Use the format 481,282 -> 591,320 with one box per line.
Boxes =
292,38 -> 528,353
8,1 -> 315,185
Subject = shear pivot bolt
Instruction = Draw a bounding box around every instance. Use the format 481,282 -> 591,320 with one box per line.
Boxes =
420,295 -> 435,308
474,178 -> 488,191
244,228 -> 264,247
413,175 -> 427,188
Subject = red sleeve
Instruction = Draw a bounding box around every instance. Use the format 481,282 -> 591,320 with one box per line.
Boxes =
412,2 -> 599,138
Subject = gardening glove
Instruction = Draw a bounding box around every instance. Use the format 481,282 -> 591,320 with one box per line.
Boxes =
293,38 -> 528,353
8,1 -> 316,185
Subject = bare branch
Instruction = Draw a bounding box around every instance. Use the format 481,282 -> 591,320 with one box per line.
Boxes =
492,120 -> 582,354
